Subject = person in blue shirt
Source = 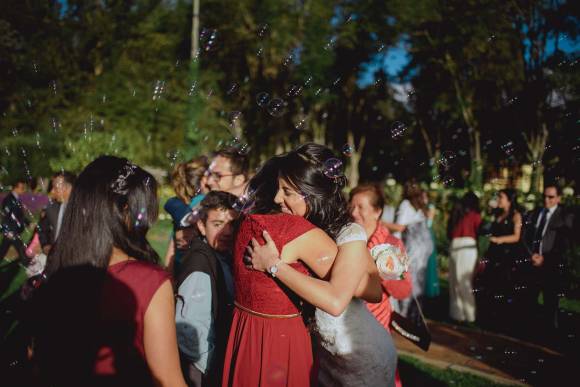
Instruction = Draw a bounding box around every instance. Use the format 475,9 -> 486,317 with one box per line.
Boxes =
175,191 -> 238,387
164,156 -> 209,273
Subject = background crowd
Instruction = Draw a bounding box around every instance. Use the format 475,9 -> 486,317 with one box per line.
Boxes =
0,142 -> 576,386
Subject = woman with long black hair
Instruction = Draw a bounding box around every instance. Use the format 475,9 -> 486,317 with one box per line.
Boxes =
28,156 -> 186,387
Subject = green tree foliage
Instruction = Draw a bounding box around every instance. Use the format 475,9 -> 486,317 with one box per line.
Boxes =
0,0 -> 577,190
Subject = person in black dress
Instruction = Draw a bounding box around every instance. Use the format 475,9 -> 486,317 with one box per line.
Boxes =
478,189 -> 530,334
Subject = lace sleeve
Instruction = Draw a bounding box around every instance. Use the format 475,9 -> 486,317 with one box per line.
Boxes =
335,223 -> 368,246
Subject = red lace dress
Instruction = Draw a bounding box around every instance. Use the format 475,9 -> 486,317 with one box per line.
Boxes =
222,214 -> 316,387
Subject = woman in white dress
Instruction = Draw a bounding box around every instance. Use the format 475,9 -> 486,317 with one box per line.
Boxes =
246,144 -> 397,387
390,182 -> 434,316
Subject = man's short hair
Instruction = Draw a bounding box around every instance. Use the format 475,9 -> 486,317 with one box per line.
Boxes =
53,171 -> 77,187
544,184 -> 562,196
13,179 -> 27,188
198,191 -> 239,223
213,146 -> 249,179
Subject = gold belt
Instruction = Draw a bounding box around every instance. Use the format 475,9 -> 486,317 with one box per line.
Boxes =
234,301 -> 301,319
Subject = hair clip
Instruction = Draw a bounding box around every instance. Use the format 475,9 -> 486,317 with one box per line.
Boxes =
110,162 -> 137,195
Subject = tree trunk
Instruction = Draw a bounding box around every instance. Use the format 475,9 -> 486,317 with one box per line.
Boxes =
524,123 -> 549,193
444,52 -> 483,189
346,131 -> 365,189
418,120 -> 440,181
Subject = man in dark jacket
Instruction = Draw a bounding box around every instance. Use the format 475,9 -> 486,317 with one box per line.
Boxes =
523,184 -> 574,331
37,172 -> 76,254
175,191 -> 237,387
0,179 -> 30,263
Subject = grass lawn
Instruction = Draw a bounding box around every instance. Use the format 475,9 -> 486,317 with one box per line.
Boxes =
399,354 -> 519,387
147,218 -> 173,263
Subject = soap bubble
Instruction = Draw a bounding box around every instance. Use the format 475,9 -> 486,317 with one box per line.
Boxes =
188,81 -> 197,96
286,84 -> 303,98
324,37 -> 337,51
267,98 -> 286,117
152,80 -> 166,101
226,82 -> 239,95
228,111 -> 242,129
256,92 -> 270,107
200,28 -> 218,52
282,53 -> 294,67
229,137 -> 251,156
323,158 -> 343,179
391,121 -> 407,139
437,151 -> 458,170
294,117 -> 308,131
342,144 -> 353,157
257,23 -> 269,38
501,141 -> 515,156
232,188 -> 256,213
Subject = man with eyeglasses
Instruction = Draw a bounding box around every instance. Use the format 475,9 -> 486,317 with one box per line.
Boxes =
206,147 -> 249,197
176,147 -> 249,251
523,184 -> 574,332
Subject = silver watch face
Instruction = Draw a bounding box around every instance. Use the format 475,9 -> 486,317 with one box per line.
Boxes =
269,264 -> 279,274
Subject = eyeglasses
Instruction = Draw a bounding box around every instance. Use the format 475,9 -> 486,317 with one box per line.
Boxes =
206,170 -> 235,181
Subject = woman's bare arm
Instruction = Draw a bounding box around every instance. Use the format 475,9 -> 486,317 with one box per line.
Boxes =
249,230 -> 380,316
143,280 -> 187,387
381,221 -> 406,233
163,238 -> 175,271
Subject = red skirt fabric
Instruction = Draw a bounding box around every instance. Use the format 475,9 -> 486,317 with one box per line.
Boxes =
222,308 -> 314,387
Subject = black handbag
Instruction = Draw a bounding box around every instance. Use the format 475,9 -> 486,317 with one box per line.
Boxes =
389,296 -> 431,351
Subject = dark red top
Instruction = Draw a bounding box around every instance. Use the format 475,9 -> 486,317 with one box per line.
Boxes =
31,259 -> 170,386
94,260 -> 170,377
233,214 -> 315,315
450,211 -> 482,239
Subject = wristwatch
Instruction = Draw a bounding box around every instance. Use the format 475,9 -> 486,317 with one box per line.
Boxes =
268,261 -> 280,277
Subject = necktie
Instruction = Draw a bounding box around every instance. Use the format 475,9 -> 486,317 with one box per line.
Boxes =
533,208 -> 547,254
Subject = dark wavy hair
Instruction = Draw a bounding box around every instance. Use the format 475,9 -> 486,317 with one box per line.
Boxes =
247,144 -> 352,240
44,156 -> 160,277
280,143 -> 352,240
246,154 -> 285,215
498,188 -> 520,220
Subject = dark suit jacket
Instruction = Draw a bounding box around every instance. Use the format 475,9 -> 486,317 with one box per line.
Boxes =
523,206 -> 574,272
37,201 -> 61,247
1,192 -> 29,234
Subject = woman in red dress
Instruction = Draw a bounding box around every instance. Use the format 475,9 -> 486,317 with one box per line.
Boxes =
28,156 -> 186,387
222,156 -> 341,387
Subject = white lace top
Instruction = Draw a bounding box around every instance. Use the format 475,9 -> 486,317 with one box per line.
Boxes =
335,222 -> 367,246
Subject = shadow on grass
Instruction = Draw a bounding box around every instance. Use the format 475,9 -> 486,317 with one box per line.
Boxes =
399,356 -> 446,387
419,274 -> 580,385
